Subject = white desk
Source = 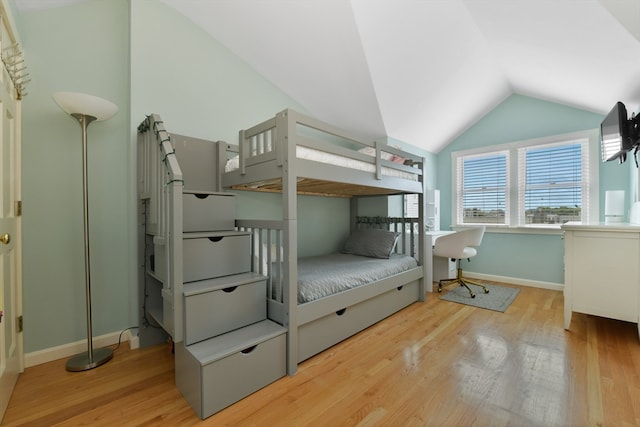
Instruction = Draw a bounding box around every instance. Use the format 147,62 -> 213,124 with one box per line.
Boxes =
425,231 -> 456,292
562,222 -> 640,339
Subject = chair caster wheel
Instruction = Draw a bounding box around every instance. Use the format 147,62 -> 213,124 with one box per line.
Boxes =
484,288 -> 490,294
471,294 -> 476,298
438,288 -> 442,293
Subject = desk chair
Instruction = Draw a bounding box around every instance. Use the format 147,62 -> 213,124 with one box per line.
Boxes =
433,226 -> 489,298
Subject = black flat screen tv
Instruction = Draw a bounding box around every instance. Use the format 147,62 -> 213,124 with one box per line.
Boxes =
601,101 -> 633,163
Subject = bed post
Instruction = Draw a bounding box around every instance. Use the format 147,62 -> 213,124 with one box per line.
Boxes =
279,109 -> 299,375
216,141 -> 224,192
418,157 -> 427,301
350,197 -> 358,232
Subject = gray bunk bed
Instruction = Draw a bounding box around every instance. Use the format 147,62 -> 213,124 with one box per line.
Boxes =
217,109 -> 427,374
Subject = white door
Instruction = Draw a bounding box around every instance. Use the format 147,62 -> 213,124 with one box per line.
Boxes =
0,50 -> 23,421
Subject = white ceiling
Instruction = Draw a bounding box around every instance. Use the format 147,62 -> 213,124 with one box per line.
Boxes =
15,0 -> 640,153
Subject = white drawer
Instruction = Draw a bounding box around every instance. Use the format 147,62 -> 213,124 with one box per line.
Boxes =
183,232 -> 251,282
183,192 -> 235,232
184,273 -> 267,345
176,320 -> 287,419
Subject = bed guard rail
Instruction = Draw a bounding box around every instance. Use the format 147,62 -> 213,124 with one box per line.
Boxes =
355,216 -> 421,260
229,109 -> 424,181
236,220 -> 287,322
137,113 -> 185,341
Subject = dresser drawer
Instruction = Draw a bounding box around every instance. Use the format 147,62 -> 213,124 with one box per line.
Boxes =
176,320 -> 287,419
183,232 -> 251,282
184,273 -> 267,345
183,192 -> 235,232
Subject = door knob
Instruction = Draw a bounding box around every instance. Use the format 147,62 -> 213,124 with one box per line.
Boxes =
0,233 -> 10,244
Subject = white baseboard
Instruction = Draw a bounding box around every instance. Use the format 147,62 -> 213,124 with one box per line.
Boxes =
464,271 -> 564,292
25,328 -> 139,368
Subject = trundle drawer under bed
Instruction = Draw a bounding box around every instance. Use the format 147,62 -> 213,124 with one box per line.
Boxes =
297,280 -> 420,362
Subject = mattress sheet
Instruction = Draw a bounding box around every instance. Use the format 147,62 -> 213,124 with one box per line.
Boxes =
297,253 -> 418,303
225,146 -> 417,180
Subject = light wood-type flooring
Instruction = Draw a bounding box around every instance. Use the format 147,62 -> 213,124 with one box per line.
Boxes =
4,283 -> 640,426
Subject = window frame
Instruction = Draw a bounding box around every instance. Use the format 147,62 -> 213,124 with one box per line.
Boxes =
451,129 -> 599,230
455,149 -> 510,226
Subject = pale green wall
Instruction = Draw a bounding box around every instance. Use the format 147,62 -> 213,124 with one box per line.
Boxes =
19,0 -> 131,352
436,94 -> 625,284
128,1 -> 352,257
18,0 -> 354,353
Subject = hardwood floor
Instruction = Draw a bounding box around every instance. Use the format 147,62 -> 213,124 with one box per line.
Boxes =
4,284 -> 640,426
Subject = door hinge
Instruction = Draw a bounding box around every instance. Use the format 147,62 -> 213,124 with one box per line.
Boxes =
17,315 -> 23,333
15,200 -> 22,216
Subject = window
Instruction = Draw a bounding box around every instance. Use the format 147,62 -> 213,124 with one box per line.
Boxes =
456,151 -> 509,225
518,141 -> 587,225
452,130 -> 598,229
404,193 -> 419,218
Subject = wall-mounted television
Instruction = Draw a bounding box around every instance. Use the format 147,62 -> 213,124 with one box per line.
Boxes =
601,101 -> 640,164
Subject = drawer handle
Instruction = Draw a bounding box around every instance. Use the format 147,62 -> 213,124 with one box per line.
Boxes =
397,286 -> 404,291
208,236 -> 224,242
241,345 -> 257,354
336,308 -> 347,316
222,286 -> 237,293
194,194 -> 209,199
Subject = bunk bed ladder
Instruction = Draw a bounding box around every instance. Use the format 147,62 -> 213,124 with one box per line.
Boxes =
137,115 -> 286,419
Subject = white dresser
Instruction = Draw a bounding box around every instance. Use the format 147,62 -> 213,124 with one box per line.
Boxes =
562,222 -> 640,338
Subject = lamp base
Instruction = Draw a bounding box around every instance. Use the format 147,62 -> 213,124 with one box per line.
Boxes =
65,347 -> 113,372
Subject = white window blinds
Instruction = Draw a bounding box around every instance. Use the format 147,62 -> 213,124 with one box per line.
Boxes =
456,151 -> 509,225
517,139 -> 588,225
404,193 -> 419,218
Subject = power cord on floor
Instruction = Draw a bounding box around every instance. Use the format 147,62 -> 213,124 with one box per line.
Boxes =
111,326 -> 139,352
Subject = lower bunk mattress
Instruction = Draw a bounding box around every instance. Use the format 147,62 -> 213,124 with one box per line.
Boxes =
297,253 -> 418,304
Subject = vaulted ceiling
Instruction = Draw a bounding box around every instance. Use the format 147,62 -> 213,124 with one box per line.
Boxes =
15,0 -> 640,153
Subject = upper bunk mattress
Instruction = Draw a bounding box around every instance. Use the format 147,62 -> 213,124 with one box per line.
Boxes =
225,145 -> 418,181
297,253 -> 418,304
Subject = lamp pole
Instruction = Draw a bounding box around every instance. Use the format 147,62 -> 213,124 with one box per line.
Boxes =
53,92 -> 118,371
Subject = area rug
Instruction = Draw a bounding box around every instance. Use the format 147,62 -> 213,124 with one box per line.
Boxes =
439,283 -> 520,312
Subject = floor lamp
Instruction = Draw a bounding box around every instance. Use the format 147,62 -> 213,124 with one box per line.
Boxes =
53,92 -> 118,372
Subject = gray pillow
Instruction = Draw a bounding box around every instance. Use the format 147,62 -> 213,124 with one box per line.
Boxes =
341,229 -> 400,259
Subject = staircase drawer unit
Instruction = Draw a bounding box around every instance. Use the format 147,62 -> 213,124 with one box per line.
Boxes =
184,273 -> 267,345
183,231 -> 251,282
176,320 -> 287,419
183,192 -> 235,232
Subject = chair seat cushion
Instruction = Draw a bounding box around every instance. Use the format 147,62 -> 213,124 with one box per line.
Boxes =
434,245 -> 477,260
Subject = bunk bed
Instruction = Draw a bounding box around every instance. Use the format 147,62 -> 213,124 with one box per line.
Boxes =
217,109 -> 427,374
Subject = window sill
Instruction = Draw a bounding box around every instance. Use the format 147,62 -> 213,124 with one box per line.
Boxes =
451,225 -> 563,236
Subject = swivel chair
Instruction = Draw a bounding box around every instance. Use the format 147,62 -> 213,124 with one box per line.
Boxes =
433,226 -> 489,298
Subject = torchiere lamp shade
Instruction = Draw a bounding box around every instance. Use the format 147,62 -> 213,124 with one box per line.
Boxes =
53,92 -> 118,121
